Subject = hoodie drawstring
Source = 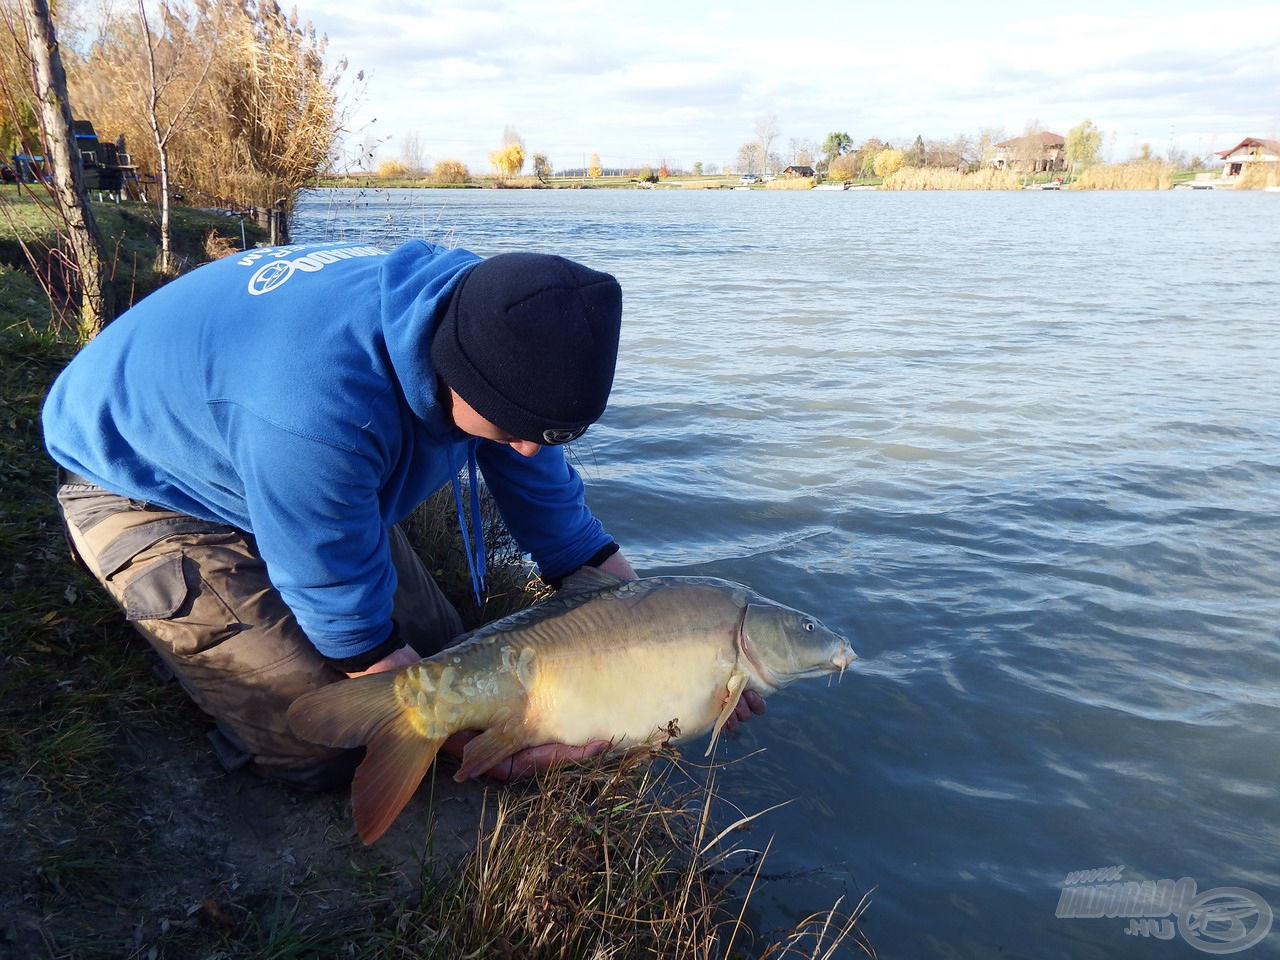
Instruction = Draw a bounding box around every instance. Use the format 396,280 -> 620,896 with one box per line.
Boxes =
450,439 -> 487,606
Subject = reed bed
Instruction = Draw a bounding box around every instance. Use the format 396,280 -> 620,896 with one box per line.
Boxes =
879,166 -> 1022,190
764,177 -> 816,190
1234,164 -> 1280,189
1073,162 -> 1174,190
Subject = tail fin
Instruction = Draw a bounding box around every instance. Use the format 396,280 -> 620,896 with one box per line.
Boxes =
287,674 -> 444,844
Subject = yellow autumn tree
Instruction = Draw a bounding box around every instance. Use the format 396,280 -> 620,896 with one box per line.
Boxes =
488,141 -> 525,177
587,152 -> 602,179
873,148 -> 905,178
0,2 -> 40,157
433,159 -> 469,184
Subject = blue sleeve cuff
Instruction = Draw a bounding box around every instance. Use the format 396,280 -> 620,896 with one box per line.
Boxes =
321,621 -> 405,672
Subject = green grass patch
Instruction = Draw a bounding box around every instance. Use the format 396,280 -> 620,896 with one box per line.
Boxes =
0,185 -> 266,328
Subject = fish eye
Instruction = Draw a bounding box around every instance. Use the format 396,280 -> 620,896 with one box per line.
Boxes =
803,620 -> 815,632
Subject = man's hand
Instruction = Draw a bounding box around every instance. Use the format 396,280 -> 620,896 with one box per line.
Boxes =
595,550 -> 638,580
345,643 -> 420,678
722,689 -> 767,734
443,731 -> 610,781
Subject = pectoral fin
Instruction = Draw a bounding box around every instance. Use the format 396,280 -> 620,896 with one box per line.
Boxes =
453,718 -> 523,781
706,671 -> 748,757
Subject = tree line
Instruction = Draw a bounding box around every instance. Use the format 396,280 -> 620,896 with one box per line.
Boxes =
733,118 -> 1117,178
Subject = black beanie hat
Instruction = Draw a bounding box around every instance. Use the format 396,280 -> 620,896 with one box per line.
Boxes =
431,252 -> 622,444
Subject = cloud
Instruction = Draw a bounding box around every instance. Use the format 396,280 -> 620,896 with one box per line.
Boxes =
309,0 -> 1280,169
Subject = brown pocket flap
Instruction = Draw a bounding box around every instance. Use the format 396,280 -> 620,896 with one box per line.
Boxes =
121,553 -> 191,621
99,516 -> 237,582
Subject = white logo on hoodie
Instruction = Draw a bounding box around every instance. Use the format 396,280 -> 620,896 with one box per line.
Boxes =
244,244 -> 387,296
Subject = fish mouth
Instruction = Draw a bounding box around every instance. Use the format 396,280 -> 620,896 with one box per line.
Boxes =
832,641 -> 857,675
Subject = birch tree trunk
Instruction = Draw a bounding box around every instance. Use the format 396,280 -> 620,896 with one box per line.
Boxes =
22,0 -> 114,338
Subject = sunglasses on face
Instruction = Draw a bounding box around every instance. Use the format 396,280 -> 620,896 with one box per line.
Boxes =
541,425 -> 588,445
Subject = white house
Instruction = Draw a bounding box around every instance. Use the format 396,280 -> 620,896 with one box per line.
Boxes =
1216,138 -> 1280,178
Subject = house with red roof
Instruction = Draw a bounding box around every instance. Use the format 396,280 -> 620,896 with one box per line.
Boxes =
1216,138 -> 1280,179
990,132 -> 1067,173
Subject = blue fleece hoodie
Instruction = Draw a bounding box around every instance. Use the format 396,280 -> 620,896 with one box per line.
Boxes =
42,239 -> 612,661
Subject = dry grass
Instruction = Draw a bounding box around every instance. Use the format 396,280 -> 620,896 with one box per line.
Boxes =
495,176 -> 546,189
764,177 -> 815,190
403,483 -> 553,629
1234,164 -> 1280,189
879,166 -> 1021,190
1073,162 -> 1174,190
400,749 -> 873,960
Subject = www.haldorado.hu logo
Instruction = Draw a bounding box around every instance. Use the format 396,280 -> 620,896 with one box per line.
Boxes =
1057,866 -> 1273,954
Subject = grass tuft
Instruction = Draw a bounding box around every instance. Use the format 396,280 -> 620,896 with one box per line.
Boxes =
398,750 -> 874,960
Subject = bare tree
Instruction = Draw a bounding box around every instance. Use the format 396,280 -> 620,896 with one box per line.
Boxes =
735,141 -> 764,174
787,137 -> 815,166
754,113 -> 780,173
399,130 -> 427,175
1013,118 -> 1046,172
135,0 -> 212,273
16,0 -> 114,336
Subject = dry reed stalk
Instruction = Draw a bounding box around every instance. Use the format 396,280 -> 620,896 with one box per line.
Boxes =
403,749 -> 873,960
880,166 -> 1021,190
1234,164 -> 1280,189
1073,162 -> 1173,190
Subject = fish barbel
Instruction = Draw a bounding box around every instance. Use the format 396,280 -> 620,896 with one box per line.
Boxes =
287,571 -> 855,843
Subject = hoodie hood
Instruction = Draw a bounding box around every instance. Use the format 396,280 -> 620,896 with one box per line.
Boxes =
378,240 -> 482,425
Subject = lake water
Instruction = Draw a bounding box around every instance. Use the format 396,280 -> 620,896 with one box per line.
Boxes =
294,187 -> 1280,959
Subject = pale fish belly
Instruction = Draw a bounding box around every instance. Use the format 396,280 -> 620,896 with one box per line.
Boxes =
519,632 -> 741,749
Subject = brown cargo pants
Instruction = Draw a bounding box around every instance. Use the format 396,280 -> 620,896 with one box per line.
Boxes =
56,477 -> 464,790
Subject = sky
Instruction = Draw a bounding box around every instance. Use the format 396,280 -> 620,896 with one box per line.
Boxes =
301,0 -> 1280,174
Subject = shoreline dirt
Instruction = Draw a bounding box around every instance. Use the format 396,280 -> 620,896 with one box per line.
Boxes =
1,653 -> 490,958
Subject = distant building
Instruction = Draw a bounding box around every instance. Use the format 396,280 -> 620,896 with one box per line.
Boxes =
991,132 -> 1067,173
1216,138 -> 1280,178
782,165 -> 815,177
